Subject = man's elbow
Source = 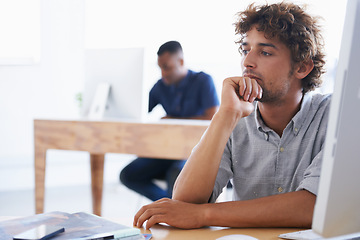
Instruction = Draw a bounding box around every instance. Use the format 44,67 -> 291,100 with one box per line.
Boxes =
172,184 -> 210,204
297,191 -> 317,228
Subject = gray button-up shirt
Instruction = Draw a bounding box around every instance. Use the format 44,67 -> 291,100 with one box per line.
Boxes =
210,93 -> 331,202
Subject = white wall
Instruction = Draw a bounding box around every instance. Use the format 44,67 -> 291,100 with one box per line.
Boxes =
0,0 -> 84,156
84,0 -> 346,94
0,0 -> 347,191
0,0 -> 85,190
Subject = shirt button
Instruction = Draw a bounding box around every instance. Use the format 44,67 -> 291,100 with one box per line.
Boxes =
278,187 -> 283,193
280,147 -> 285,152
264,133 -> 269,140
294,128 -> 299,132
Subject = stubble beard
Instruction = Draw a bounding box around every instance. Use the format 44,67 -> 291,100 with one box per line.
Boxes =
257,68 -> 295,104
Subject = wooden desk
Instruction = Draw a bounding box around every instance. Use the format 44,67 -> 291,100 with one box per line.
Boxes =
143,224 -> 306,240
0,216 -> 305,240
34,119 -> 209,216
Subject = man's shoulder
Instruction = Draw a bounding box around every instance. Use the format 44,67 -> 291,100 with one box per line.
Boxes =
307,92 -> 332,111
188,70 -> 213,82
149,79 -> 166,96
151,79 -> 165,89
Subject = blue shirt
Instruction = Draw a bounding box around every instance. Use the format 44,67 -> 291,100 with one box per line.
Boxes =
210,93 -> 331,202
149,70 -> 219,118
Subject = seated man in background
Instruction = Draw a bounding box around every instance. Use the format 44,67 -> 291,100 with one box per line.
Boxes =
120,41 -> 219,201
134,2 -> 330,229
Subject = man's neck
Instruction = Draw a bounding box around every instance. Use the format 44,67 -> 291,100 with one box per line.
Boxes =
174,68 -> 189,85
258,92 -> 304,137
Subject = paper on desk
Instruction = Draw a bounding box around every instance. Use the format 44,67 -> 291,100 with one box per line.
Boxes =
279,229 -> 360,240
279,230 -> 323,240
0,211 -> 142,240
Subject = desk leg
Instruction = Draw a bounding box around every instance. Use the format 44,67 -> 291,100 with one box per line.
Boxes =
35,148 -> 46,214
90,154 -> 105,216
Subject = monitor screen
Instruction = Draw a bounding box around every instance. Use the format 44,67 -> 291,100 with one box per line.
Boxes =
82,48 -> 146,120
312,0 -> 360,238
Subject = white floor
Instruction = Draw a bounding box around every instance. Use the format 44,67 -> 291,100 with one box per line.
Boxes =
0,150 -> 231,227
0,151 -> 152,226
0,183 -> 153,226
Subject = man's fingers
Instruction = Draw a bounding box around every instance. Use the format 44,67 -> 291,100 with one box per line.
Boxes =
134,205 -> 146,227
155,197 -> 171,203
249,78 -> 262,102
223,76 -> 263,103
134,199 -> 171,228
242,77 -> 252,101
238,77 -> 246,97
247,78 -> 257,102
257,84 -> 263,100
146,214 -> 165,229
134,207 -> 148,228
136,207 -> 161,228
136,209 -> 149,228
134,204 -> 156,228
238,77 -> 263,103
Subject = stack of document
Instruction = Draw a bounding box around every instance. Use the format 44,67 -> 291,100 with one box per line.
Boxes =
0,211 -> 145,240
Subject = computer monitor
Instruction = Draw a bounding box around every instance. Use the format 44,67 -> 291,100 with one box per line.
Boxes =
312,0 -> 360,238
82,48 -> 146,120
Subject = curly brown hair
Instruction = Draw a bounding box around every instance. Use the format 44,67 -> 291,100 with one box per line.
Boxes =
235,2 -> 326,93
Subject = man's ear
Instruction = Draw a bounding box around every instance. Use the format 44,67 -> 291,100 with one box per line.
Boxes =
295,59 -> 314,79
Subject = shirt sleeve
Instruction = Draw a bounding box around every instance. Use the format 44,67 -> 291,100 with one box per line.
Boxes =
296,96 -> 330,196
296,149 -> 323,195
148,84 -> 159,113
209,137 -> 233,203
199,74 -> 219,110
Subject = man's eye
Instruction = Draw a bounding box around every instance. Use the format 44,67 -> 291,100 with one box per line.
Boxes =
240,49 -> 249,55
262,51 -> 272,56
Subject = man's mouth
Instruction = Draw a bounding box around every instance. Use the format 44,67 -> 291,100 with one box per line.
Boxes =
244,74 -> 262,82
243,69 -> 263,81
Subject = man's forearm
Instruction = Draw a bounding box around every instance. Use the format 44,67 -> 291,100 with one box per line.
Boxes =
173,110 -> 241,203
203,190 -> 316,228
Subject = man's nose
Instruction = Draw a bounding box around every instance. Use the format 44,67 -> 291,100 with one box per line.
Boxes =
242,51 -> 257,69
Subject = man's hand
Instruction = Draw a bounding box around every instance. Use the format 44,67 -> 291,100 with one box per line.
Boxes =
220,77 -> 263,119
133,198 -> 207,229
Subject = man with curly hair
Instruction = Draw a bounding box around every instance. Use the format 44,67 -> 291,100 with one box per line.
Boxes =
134,2 -> 330,229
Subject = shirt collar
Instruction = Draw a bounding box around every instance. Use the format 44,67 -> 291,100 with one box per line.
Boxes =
254,102 -> 266,132
254,93 -> 313,137
175,70 -> 191,89
291,92 -> 312,136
